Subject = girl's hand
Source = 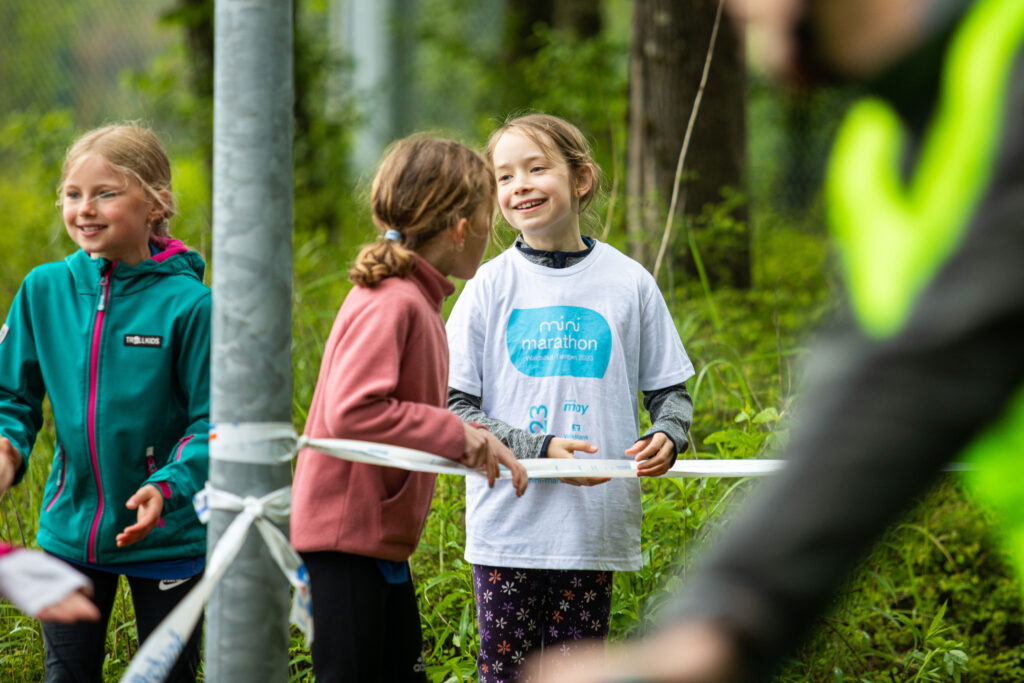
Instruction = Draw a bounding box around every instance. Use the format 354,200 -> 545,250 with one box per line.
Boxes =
462,424 -> 528,496
462,422 -> 497,475
627,432 -> 675,477
547,438 -> 609,487
0,438 -> 22,493
116,484 -> 164,547
494,434 -> 529,497
37,590 -> 101,624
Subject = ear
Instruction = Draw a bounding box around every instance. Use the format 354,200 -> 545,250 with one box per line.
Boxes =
148,189 -> 172,222
450,217 -> 468,250
573,165 -> 595,199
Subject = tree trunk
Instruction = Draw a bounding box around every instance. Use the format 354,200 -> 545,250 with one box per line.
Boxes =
627,0 -> 749,288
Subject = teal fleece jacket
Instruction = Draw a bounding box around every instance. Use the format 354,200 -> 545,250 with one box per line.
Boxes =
0,239 -> 210,565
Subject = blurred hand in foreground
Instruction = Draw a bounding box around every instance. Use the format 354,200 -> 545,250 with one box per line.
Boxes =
526,621 -> 742,683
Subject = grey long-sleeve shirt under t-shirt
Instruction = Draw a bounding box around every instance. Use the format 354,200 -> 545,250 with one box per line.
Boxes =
447,235 -> 693,460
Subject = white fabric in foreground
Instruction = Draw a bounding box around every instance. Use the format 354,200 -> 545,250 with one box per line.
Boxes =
0,548 -> 92,617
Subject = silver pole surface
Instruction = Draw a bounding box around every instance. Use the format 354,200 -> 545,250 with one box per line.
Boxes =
207,1 -> 294,680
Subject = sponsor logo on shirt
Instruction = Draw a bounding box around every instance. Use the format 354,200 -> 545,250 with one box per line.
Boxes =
506,306 -> 612,378
124,334 -> 163,348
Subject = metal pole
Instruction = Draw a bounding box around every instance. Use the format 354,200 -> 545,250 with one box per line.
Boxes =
207,1 -> 294,680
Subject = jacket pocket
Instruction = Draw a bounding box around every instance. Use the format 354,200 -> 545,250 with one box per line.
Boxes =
44,444 -> 67,512
377,471 -> 431,547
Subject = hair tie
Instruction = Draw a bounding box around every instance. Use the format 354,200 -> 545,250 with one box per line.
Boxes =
384,229 -> 402,242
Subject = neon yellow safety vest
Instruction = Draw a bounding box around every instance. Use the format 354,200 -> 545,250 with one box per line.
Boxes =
826,0 -> 1024,579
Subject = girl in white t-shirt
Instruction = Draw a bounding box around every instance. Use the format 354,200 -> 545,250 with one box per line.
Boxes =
446,113 -> 695,682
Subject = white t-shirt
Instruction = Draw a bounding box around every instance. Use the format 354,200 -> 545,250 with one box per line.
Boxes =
447,241 -> 694,570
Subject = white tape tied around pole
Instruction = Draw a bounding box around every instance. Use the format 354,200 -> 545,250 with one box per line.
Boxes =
119,484 -> 312,683
208,421 -> 298,464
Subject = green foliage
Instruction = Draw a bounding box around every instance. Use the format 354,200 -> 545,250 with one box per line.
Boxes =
0,0 -> 176,127
514,23 -> 628,145
292,0 -> 361,242
0,110 -> 79,294
780,480 -> 1024,682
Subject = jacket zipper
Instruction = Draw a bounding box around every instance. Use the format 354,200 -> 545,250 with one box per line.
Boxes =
44,443 -> 67,512
86,267 -> 113,563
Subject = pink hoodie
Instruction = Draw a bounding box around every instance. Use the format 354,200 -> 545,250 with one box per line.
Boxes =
290,258 -> 466,561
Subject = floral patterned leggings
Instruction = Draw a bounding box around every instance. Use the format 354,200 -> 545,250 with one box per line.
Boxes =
472,564 -> 613,683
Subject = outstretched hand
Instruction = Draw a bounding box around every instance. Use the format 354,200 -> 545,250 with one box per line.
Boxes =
116,484 -> 164,547
462,423 -> 529,496
546,438 -> 608,486
627,432 -> 676,477
0,438 -> 23,494
525,620 -> 742,683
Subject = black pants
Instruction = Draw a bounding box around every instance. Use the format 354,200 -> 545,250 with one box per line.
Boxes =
41,562 -> 202,683
302,551 -> 426,683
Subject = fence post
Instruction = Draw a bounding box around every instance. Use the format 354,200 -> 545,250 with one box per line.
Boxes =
206,1 -> 294,680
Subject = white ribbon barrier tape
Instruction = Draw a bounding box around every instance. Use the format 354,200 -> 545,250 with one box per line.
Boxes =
208,422 -> 786,479
301,438 -> 968,479
119,486 -> 312,683
302,436 -> 787,479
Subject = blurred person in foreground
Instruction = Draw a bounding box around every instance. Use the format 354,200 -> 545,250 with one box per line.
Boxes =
529,0 -> 1024,680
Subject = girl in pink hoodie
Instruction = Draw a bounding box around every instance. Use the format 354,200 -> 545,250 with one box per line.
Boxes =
290,135 -> 527,683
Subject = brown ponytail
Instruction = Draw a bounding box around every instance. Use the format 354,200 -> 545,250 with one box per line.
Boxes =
349,135 -> 496,287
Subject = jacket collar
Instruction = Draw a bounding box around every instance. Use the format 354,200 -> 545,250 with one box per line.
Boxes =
66,238 -> 206,292
408,255 -> 455,312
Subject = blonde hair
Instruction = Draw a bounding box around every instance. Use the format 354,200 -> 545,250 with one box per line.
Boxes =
349,135 -> 496,287
59,124 -> 176,238
484,113 -> 602,213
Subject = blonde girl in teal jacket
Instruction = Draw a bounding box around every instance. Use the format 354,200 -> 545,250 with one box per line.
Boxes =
0,124 -> 210,683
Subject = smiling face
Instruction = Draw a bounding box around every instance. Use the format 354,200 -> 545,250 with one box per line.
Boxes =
61,153 -> 164,266
492,130 -> 591,252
